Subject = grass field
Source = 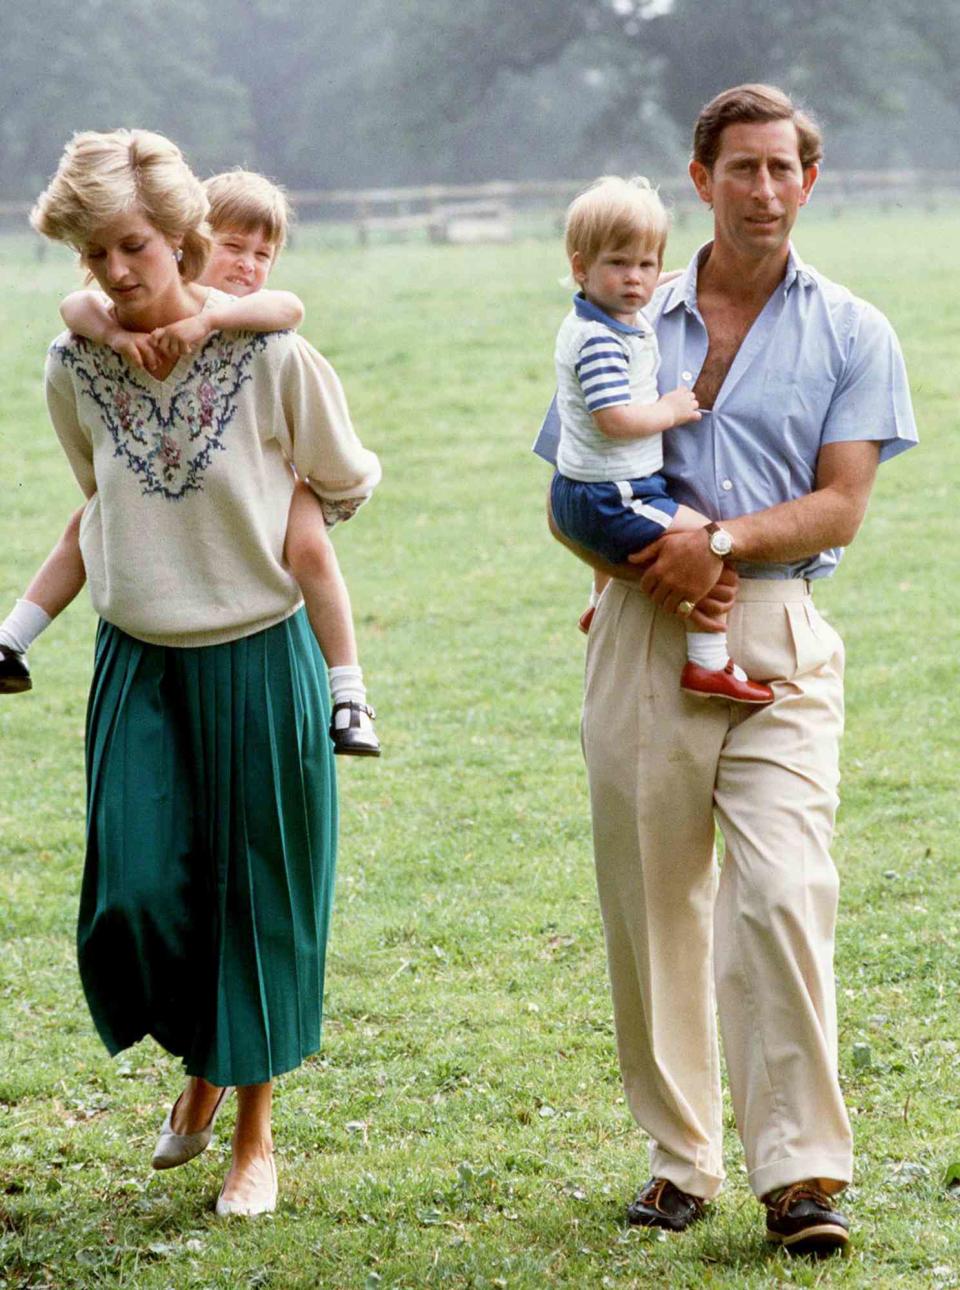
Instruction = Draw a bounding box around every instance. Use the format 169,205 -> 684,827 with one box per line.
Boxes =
1,208 -> 958,1289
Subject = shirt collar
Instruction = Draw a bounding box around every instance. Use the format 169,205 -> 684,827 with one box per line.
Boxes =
660,241 -> 818,316
573,292 -> 650,336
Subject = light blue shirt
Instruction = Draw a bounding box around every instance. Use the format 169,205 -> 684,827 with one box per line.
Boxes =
534,243 -> 918,580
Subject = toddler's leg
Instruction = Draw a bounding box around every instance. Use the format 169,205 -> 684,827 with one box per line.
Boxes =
579,570 -> 609,635
0,506 -> 87,694
284,481 -> 380,756
665,507 -> 773,706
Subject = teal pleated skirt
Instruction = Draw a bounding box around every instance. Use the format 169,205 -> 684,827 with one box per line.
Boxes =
79,609 -> 337,1086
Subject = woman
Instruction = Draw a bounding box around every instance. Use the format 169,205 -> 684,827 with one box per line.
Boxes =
31,129 -> 380,1216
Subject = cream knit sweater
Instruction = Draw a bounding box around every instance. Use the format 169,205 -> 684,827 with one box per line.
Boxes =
45,296 -> 381,647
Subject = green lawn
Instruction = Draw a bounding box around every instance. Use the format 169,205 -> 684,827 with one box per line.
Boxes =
1,209 -> 958,1288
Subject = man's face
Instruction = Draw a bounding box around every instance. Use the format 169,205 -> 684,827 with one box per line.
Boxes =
689,119 -> 817,260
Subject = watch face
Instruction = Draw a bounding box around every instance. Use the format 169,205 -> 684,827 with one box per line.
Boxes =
711,529 -> 733,557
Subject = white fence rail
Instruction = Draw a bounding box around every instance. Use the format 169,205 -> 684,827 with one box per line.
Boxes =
2,172 -> 956,245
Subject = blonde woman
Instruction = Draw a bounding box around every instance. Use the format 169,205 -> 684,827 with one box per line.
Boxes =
31,129 -> 380,1216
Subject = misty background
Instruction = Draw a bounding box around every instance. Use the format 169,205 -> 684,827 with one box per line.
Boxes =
3,0 -> 959,204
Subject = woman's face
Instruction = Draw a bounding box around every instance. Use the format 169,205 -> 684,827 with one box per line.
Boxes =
81,212 -> 183,325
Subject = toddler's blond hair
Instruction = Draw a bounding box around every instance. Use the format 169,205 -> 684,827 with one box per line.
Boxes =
565,175 -> 669,268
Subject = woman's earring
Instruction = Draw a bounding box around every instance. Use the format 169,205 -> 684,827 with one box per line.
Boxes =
173,248 -> 184,263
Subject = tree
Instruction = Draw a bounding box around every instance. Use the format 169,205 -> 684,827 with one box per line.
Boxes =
383,0 -> 929,170
0,1 -> 245,201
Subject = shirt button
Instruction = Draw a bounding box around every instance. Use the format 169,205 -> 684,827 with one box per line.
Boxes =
721,479 -> 733,491
681,370 -> 693,382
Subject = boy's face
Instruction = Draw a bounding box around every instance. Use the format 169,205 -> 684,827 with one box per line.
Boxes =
689,119 -> 816,261
572,241 -> 662,323
203,226 -> 277,296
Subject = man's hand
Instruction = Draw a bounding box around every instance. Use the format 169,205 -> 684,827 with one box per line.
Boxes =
548,489 -> 734,631
151,315 -> 212,359
629,528 -> 724,613
108,329 -> 161,373
688,563 -> 738,632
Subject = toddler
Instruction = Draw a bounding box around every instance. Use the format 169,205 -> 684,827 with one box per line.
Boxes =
550,175 -> 772,704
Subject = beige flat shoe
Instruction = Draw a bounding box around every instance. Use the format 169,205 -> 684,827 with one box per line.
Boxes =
151,1085 -> 233,1170
215,1153 -> 278,1218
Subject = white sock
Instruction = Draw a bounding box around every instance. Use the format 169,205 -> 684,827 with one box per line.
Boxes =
328,665 -> 368,730
685,632 -> 750,681
685,632 -> 729,672
0,599 -> 52,654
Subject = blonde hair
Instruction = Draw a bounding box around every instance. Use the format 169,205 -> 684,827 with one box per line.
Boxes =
564,175 -> 669,269
204,169 -> 292,253
30,128 -> 211,282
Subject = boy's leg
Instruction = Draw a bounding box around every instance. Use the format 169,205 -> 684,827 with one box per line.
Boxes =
1,506 -> 87,693
663,507 -> 772,704
284,482 -> 379,757
552,476 -> 771,704
579,570 -> 610,635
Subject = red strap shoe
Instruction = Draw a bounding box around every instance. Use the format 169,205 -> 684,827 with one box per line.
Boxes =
680,659 -> 773,705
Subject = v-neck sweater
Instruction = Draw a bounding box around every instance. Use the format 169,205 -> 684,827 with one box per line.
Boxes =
45,293 -> 381,646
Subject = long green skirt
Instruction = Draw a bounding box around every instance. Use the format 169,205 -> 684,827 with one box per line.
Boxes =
79,609 -> 337,1087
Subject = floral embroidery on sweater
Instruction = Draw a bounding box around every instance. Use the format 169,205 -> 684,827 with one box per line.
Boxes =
53,331 -> 271,501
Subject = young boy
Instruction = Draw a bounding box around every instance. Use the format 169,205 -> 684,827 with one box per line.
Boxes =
550,175 -> 772,704
0,169 -> 381,753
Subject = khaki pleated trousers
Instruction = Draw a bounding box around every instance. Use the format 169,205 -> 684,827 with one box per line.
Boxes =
582,578 -> 853,1200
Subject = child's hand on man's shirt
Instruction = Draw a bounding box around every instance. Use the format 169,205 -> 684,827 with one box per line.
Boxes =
660,386 -> 701,428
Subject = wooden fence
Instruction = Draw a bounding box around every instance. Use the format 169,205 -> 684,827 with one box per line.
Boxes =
2,172 -> 957,244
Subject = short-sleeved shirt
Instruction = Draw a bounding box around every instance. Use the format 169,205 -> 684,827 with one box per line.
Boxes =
535,243 -> 918,580
555,294 -> 663,482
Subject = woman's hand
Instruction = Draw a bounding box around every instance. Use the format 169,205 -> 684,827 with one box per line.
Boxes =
151,314 -> 212,359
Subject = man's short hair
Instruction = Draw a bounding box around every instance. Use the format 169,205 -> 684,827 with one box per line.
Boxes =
565,175 -> 669,268
693,84 -> 823,172
203,169 -> 292,252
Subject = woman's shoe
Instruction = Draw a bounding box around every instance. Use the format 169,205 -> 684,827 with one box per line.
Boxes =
151,1084 -> 233,1170
215,1153 -> 277,1218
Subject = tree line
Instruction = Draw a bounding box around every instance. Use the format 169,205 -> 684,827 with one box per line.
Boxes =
4,0 -> 958,202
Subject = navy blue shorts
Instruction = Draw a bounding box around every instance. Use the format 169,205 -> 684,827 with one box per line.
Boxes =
551,471 -> 679,565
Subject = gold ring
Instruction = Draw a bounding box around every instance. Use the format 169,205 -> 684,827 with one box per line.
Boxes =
677,600 -> 695,617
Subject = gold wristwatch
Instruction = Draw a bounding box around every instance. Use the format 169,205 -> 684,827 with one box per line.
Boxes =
704,522 -> 734,559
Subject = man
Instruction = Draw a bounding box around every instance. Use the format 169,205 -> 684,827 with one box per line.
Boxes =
535,84 -> 917,1255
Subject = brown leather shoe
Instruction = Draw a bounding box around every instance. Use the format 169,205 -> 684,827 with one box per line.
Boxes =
626,1177 -> 707,1232
765,1182 -> 850,1256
